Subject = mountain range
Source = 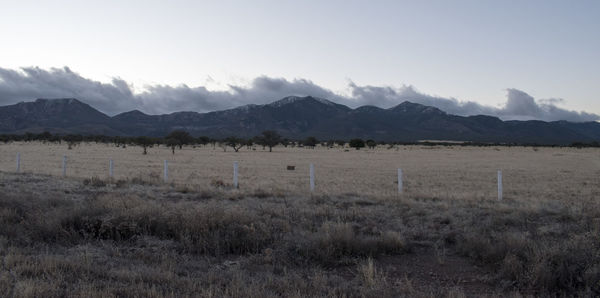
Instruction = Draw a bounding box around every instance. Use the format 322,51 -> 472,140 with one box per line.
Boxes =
1,96 -> 599,144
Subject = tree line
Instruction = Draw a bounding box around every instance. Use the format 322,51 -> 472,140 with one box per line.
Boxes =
0,131 -> 369,154
0,131 -> 597,154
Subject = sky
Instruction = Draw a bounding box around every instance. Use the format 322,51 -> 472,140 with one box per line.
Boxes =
0,0 -> 598,121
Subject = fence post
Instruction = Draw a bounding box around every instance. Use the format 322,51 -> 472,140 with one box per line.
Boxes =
109,159 -> 114,178
62,155 -> 67,177
16,153 -> 20,172
309,163 -> 315,192
398,168 -> 403,194
497,170 -> 503,201
233,161 -> 239,188
164,160 -> 168,182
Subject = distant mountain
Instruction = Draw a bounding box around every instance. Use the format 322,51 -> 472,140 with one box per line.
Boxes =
0,98 -> 121,135
0,96 -> 599,144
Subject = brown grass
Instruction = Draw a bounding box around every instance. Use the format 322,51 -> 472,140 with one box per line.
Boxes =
1,141 -> 599,200
0,143 -> 599,296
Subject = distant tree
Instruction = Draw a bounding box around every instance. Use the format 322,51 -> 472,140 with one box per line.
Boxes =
113,136 -> 122,147
303,136 -> 318,149
196,136 -> 210,146
39,131 -> 53,143
166,130 -> 193,149
253,135 -> 266,150
335,140 -> 346,147
349,138 -> 365,150
256,130 -> 282,152
64,134 -> 83,150
24,132 -> 35,142
282,138 -> 290,148
366,139 -> 376,149
135,136 -> 153,155
166,138 -> 180,154
245,138 -> 254,149
224,137 -> 245,152
218,141 -> 227,152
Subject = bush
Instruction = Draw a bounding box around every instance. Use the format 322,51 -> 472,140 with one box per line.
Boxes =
82,177 -> 107,187
295,222 -> 408,265
349,139 -> 365,150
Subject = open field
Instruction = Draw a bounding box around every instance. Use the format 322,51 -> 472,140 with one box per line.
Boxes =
1,143 -> 600,296
1,142 -> 600,200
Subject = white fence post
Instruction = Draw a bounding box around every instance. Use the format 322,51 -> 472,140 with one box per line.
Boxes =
16,153 -> 20,172
398,168 -> 403,194
163,160 -> 168,182
233,161 -> 239,188
309,163 -> 315,192
498,170 -> 503,201
109,159 -> 114,178
62,155 -> 67,177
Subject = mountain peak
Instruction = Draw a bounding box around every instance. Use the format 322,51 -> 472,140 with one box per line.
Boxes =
355,105 -> 385,112
128,109 -> 147,115
268,96 -> 336,108
0,97 -> 114,134
115,109 -> 148,117
390,101 -> 446,115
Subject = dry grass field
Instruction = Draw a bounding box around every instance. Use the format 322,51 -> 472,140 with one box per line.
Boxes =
1,142 -> 599,297
1,142 -> 599,200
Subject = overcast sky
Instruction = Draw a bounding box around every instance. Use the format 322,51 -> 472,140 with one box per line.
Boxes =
0,0 -> 598,121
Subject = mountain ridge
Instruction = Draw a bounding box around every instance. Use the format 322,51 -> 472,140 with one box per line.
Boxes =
0,96 -> 599,144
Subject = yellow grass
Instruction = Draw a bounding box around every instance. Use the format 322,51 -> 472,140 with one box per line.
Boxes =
1,142 -> 599,202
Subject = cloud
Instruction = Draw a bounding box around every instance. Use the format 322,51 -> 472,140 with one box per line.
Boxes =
346,82 -> 498,116
0,66 -> 138,115
0,66 -> 597,122
495,89 -> 599,122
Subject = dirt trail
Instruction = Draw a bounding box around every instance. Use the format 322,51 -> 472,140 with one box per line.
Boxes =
378,248 -> 499,297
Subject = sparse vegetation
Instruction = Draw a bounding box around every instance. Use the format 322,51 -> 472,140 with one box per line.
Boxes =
0,170 -> 598,296
0,142 -> 599,296
165,137 -> 179,154
303,136 -> 318,148
366,139 -> 377,149
350,138 -> 366,150
255,130 -> 282,152
166,130 -> 193,149
135,136 -> 153,155
224,136 -> 245,152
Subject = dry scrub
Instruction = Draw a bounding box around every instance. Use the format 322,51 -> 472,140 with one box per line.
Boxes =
0,143 -> 599,297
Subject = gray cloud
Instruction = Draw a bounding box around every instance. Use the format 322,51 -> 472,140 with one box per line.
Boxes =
497,89 -> 599,122
346,82 -> 498,116
0,66 -> 597,122
0,66 -> 138,115
345,83 -> 599,122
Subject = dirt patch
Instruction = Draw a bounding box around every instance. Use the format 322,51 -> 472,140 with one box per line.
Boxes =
379,248 -> 498,296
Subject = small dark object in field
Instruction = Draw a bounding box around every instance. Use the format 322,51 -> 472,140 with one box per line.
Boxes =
115,179 -> 128,188
83,177 -> 106,187
211,179 -> 226,188
287,165 -> 295,170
